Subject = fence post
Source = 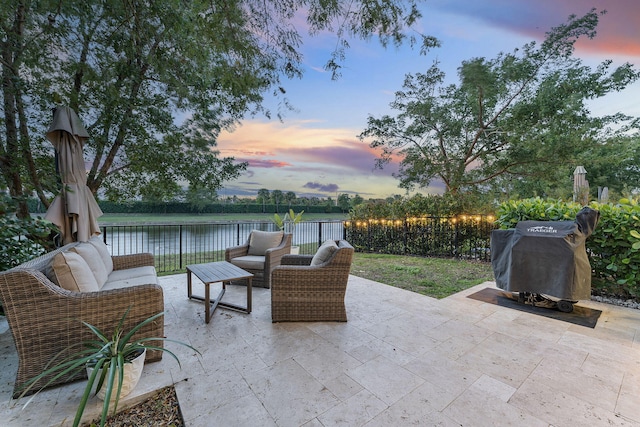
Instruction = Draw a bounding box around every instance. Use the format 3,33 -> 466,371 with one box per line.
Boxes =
179,224 -> 183,269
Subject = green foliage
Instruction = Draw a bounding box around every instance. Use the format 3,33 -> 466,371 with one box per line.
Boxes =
495,197 -> 581,229
495,197 -> 640,297
18,309 -> 200,427
349,193 -> 490,220
360,10 -> 639,197
589,199 -> 640,296
0,198 -> 57,271
273,209 -> 304,233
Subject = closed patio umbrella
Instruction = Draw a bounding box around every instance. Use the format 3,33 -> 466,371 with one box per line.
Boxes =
45,106 -> 103,244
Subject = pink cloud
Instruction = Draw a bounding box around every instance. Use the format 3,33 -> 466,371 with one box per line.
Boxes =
242,159 -> 292,168
433,0 -> 640,58
281,138 -> 401,173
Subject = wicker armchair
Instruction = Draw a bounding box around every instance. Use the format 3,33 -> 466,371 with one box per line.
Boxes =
0,244 -> 164,398
225,231 -> 292,288
271,240 -> 354,322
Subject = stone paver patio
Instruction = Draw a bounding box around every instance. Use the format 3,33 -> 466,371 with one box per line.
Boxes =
1,274 -> 639,426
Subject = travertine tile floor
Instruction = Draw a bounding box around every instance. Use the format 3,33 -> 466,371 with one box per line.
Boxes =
1,274 -> 640,426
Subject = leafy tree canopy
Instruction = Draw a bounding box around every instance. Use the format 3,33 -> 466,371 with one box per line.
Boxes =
360,9 -> 639,200
1,0 -> 435,216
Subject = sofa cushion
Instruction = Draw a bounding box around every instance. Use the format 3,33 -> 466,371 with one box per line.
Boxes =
229,255 -> 265,271
248,230 -> 283,256
311,239 -> 338,266
50,252 -> 100,292
107,266 -> 157,283
71,243 -> 109,287
89,236 -> 114,274
101,266 -> 158,291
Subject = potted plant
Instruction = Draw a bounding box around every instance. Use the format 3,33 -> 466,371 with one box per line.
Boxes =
273,209 -> 304,254
18,307 -> 200,427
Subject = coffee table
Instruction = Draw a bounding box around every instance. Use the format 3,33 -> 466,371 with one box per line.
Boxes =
186,261 -> 253,324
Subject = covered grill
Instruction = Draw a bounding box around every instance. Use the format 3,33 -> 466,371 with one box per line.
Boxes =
490,207 -> 599,312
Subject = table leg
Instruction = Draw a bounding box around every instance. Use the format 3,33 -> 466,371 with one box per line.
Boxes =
187,269 -> 192,299
247,277 -> 252,313
205,282 -> 211,324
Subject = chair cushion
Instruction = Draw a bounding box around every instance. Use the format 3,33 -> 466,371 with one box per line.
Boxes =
311,239 -> 338,266
229,255 -> 265,271
50,251 -> 100,292
247,230 -> 284,256
89,236 -> 114,274
71,243 -> 109,287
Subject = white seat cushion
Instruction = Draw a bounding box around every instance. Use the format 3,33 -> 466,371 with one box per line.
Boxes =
50,252 -> 100,292
102,266 -> 158,290
107,266 -> 157,282
247,230 -> 284,256
229,255 -> 265,271
71,243 -> 109,287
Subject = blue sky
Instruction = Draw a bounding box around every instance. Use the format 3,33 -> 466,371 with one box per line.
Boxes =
217,0 -> 640,200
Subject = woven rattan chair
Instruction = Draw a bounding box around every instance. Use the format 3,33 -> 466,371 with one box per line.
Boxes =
271,239 -> 354,322
0,244 -> 164,398
225,231 -> 292,289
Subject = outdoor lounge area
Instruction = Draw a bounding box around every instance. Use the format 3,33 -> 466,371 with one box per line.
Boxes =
1,273 -> 639,426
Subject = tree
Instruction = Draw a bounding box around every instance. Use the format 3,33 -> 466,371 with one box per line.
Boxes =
271,190 -> 284,212
257,188 -> 270,213
1,0 -> 435,217
360,10 -> 639,197
284,191 -> 297,208
337,193 -> 351,212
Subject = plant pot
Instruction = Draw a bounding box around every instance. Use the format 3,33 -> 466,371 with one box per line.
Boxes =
290,246 -> 300,255
86,348 -> 146,402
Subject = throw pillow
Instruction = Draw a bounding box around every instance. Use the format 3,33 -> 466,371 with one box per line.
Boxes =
89,236 -> 114,274
311,239 -> 338,266
51,252 -> 100,292
71,243 -> 109,287
247,230 -> 284,256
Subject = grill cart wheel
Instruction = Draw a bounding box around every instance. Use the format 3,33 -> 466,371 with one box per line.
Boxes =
557,300 -> 574,313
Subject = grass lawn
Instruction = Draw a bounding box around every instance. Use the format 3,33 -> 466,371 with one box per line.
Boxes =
351,253 -> 494,299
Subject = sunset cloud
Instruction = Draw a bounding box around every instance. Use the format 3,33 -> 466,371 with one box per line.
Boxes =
431,0 -> 640,58
242,159 -> 292,168
303,182 -> 340,193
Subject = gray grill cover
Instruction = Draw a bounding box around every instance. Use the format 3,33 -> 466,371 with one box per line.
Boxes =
491,207 -> 599,300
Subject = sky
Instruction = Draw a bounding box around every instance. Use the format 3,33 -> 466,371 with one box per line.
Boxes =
216,0 -> 640,201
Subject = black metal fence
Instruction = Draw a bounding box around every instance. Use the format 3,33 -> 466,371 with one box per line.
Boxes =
100,216 -> 495,274
101,221 -> 346,274
343,215 -> 496,261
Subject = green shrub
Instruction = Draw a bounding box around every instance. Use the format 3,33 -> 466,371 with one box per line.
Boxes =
349,193 -> 489,220
589,199 -> 640,297
495,197 -> 640,298
0,199 -> 57,271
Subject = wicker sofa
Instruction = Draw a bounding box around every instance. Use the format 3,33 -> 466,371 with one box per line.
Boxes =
0,237 -> 164,398
271,239 -> 354,322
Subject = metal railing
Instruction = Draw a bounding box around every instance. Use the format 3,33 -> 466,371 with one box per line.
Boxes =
101,221 -> 346,274
344,215 -> 496,261
100,217 -> 495,274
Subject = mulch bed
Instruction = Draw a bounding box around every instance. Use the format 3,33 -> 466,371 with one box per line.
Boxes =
82,385 -> 184,427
